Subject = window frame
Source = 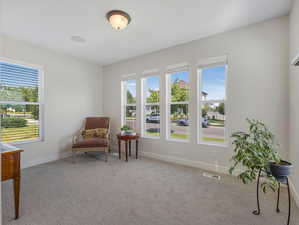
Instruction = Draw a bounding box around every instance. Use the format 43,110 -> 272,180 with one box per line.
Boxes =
197,61 -> 228,147
0,57 -> 44,145
165,66 -> 191,142
141,74 -> 161,139
121,79 -> 137,131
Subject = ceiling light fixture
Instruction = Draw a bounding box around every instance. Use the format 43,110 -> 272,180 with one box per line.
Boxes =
106,10 -> 131,30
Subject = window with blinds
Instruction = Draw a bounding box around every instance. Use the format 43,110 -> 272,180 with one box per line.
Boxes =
0,60 -> 43,143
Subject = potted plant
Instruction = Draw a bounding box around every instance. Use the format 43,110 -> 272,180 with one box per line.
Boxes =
270,160 -> 292,182
121,125 -> 133,135
229,119 -> 292,192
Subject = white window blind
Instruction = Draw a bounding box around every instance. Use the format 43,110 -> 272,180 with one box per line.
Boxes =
0,60 -> 43,143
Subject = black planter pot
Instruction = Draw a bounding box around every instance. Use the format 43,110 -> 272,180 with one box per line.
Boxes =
270,160 -> 292,182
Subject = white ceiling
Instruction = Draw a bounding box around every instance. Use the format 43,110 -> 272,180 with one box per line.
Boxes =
1,0 -> 292,65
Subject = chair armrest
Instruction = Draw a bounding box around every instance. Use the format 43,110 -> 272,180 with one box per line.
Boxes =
72,129 -> 83,145
103,127 -> 111,147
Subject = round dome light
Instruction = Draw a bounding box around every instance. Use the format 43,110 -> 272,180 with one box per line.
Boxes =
106,10 -> 131,30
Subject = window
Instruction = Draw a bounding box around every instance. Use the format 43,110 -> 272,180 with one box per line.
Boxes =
166,70 -> 190,141
0,60 -> 43,143
199,65 -> 227,145
122,80 -> 137,131
141,76 -> 160,138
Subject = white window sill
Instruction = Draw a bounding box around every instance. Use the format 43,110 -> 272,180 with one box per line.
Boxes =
166,138 -> 190,143
4,138 -> 43,146
141,136 -> 160,140
198,141 -> 228,148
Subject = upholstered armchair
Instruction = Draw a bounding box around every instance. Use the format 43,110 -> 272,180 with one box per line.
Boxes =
72,117 -> 110,163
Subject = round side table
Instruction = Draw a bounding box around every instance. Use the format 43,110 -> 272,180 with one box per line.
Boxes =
117,133 -> 139,162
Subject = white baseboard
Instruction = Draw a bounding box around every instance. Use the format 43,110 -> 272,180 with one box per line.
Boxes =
289,179 -> 299,208
22,152 -> 72,169
140,151 -> 237,176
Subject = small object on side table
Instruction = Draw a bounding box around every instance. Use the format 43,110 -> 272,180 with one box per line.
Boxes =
117,133 -> 139,162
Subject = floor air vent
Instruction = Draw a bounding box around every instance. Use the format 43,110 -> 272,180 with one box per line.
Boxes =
202,172 -> 221,180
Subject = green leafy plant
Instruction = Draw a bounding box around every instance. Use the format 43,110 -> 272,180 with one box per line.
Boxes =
229,119 -> 280,193
121,125 -> 131,132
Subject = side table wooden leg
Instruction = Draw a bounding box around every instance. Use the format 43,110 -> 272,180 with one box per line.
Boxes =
136,139 -> 138,159
118,140 -> 121,159
125,141 -> 128,162
13,177 -> 21,219
129,140 -> 131,156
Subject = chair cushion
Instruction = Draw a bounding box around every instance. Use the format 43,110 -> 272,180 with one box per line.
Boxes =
95,128 -> 108,138
82,128 -> 108,139
82,129 -> 98,139
72,138 -> 108,148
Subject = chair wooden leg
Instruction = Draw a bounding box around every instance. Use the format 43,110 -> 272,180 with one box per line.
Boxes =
105,149 -> 108,162
72,151 -> 76,164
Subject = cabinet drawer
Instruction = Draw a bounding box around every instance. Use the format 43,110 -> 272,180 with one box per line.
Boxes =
1,153 -> 17,181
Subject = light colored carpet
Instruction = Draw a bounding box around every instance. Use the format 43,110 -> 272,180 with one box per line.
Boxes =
2,153 -> 299,225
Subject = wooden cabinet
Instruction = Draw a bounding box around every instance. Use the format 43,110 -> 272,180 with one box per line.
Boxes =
1,143 -> 23,219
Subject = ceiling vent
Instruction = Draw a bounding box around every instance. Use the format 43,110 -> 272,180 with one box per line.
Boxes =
291,53 -> 299,66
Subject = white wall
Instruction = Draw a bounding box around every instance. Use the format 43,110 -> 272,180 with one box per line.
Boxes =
289,0 -> 299,205
1,35 -> 103,168
0,35 -> 3,54
0,34 -> 2,225
103,16 -> 289,173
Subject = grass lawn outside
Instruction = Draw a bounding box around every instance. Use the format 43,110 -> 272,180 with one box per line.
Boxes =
170,133 -> 188,140
125,117 -> 136,120
1,124 -> 39,143
208,119 -> 224,127
146,131 -> 160,137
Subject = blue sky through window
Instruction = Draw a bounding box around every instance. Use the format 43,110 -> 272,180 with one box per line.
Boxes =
125,67 -> 225,101
145,76 -> 160,98
202,66 -> 225,100
126,80 -> 136,98
170,71 -> 189,84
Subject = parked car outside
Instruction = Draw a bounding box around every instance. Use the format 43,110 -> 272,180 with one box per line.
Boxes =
146,114 -> 160,123
202,117 -> 209,128
177,119 -> 189,126
176,118 -> 208,127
